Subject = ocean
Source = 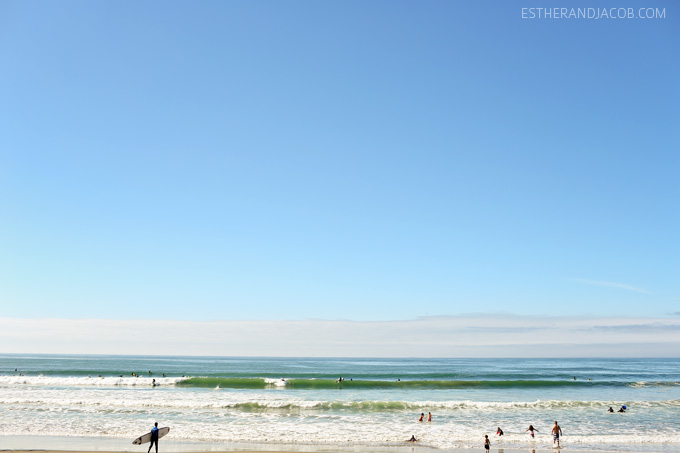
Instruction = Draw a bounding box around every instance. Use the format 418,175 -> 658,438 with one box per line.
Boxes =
0,355 -> 678,452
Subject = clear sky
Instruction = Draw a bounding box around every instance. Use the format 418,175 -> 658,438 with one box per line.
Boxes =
0,1 -> 678,355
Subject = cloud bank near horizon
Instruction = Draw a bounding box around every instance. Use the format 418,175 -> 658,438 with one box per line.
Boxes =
1,315 -> 679,357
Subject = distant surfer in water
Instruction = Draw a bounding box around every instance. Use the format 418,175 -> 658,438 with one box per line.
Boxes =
408,435 -> 417,442
608,406 -> 614,413
148,422 -> 159,453
496,427 -> 504,436
525,424 -> 538,438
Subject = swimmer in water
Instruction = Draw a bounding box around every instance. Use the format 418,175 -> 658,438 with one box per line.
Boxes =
418,413 -> 424,422
526,424 -> 538,438
496,427 -> 504,436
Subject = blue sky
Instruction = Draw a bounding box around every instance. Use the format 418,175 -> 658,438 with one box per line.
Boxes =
0,1 -> 678,353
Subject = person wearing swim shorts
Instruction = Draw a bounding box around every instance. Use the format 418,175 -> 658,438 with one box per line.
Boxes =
484,435 -> 490,451
552,421 -> 563,447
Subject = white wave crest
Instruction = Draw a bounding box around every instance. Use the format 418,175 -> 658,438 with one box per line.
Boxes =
0,375 -> 187,387
263,378 -> 289,387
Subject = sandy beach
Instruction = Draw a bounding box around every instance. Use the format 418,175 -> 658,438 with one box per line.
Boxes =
0,445 -> 620,453
0,436 -> 614,453
0,436 -> 649,453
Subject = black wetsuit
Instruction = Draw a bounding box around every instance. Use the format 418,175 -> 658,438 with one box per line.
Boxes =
148,427 -> 159,453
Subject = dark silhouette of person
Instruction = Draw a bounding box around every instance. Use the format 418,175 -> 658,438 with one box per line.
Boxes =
148,422 -> 159,453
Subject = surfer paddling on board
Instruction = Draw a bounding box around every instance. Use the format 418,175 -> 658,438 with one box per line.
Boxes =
148,422 -> 159,453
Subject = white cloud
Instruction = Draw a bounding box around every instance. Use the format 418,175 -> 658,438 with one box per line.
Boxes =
571,278 -> 651,294
0,315 -> 679,357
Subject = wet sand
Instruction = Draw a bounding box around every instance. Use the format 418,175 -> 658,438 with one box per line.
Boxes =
0,436 -> 646,453
0,443 -> 423,453
0,449 -> 630,453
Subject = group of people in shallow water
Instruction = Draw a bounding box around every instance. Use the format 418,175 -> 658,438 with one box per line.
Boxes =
417,411 -> 432,422
408,412 -> 433,441
491,422 -> 562,449
491,422 -> 563,449
410,417 -> 567,449
410,404 -> 629,448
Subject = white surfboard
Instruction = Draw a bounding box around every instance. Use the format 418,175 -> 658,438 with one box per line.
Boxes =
132,427 -> 170,445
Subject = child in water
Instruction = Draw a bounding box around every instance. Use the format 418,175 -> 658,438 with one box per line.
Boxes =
526,424 -> 538,438
484,435 -> 490,451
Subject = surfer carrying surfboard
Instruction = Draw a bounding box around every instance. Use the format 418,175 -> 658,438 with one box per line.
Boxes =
132,424 -> 169,449
148,422 -> 159,453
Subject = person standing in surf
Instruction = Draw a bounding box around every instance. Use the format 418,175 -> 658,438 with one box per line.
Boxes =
551,421 -> 563,448
148,422 -> 159,453
484,434 -> 490,451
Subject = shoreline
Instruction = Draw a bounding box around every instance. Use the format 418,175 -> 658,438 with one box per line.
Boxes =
0,445 -> 660,453
0,436 -> 670,453
0,445 -> 648,453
